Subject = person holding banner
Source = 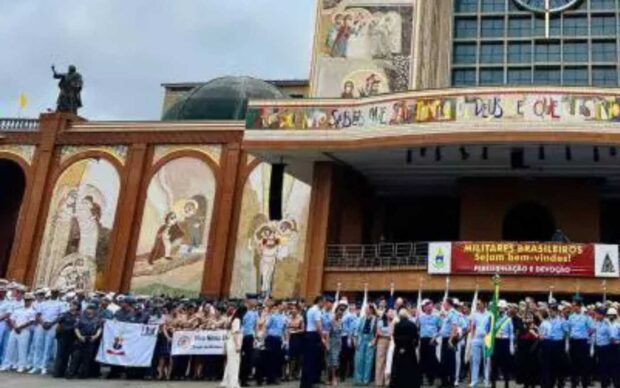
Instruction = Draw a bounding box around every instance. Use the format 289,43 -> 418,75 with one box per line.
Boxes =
221,305 -> 245,388
67,304 -> 101,379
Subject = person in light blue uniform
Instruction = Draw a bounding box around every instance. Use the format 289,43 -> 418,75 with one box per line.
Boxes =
418,299 -> 441,386
567,298 -> 593,388
301,295 -> 325,388
0,286 -> 11,365
593,307 -> 614,388
440,298 -> 460,388
540,305 -> 568,388
491,301 -> 514,388
607,308 -> 620,388
339,303 -> 358,381
354,303 -> 377,385
240,294 -> 258,386
469,299 -> 491,388
264,301 -> 287,384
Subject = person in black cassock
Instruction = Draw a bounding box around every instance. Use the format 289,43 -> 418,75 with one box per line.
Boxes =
390,306 -> 420,388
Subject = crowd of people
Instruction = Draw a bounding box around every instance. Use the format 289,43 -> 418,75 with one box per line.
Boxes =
1,277 -> 620,388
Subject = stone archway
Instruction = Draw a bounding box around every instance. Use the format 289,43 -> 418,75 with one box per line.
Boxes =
502,201 -> 556,242
0,159 -> 26,277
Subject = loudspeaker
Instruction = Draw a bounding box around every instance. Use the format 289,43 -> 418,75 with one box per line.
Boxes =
510,148 -> 526,169
269,163 -> 286,220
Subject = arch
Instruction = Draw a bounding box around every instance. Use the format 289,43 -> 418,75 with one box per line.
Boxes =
0,159 -> 27,277
503,201 -> 556,242
33,156 -> 122,291
128,153 -> 218,296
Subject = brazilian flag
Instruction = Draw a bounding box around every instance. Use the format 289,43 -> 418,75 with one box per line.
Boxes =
484,275 -> 501,358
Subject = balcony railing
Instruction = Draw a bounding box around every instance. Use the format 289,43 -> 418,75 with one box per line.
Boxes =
325,242 -> 429,269
0,118 -> 39,132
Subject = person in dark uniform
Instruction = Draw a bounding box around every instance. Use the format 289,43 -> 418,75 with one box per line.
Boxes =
390,306 -> 420,388
300,295 -> 324,388
53,301 -> 80,378
67,304 -> 101,379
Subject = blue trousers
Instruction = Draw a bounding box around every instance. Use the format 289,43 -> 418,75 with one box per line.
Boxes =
32,324 -> 57,369
354,333 -> 375,385
470,340 -> 490,387
0,322 -> 8,364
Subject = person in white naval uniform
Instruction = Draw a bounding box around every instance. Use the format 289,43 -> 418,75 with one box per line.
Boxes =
0,292 -> 35,372
30,288 -> 63,374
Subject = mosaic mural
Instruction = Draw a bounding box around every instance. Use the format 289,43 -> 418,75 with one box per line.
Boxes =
34,158 -> 120,291
59,145 -> 128,166
152,145 -> 222,166
0,144 -> 36,165
312,0 -> 416,97
130,157 -> 216,296
229,163 -> 311,299
247,93 -> 620,130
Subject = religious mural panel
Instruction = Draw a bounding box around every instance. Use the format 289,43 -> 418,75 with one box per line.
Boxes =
229,163 -> 312,299
312,0 -> 416,97
34,158 -> 120,291
130,157 -> 216,296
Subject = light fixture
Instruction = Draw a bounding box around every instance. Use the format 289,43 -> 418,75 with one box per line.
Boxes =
594,146 -> 600,162
482,147 -> 489,160
406,149 -> 413,165
565,146 -> 572,161
460,146 -> 470,160
435,146 -> 442,162
420,147 -> 427,158
610,147 -> 617,157
538,146 -> 545,160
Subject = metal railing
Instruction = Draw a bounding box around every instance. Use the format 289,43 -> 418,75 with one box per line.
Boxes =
325,242 -> 429,269
0,118 -> 39,132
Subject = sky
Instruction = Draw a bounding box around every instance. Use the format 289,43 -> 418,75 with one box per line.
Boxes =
0,0 -> 316,120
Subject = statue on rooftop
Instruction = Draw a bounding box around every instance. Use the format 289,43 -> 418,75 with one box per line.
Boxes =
51,64 -> 83,114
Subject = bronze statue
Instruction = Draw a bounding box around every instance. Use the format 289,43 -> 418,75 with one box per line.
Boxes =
51,65 -> 83,114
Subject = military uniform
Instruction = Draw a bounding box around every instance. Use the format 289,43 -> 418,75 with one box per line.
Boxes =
0,297 -> 34,372
53,308 -> 79,378
439,308 -> 460,388
567,311 -> 593,388
418,310 -> 441,385
67,310 -> 101,379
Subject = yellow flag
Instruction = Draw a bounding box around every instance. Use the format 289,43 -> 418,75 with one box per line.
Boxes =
18,93 -> 27,110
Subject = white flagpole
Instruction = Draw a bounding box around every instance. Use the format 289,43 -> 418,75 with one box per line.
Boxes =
548,285 -> 554,304
360,283 -> 369,318
464,285 -> 479,363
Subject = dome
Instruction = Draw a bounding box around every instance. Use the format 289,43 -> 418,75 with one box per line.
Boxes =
163,76 -> 287,121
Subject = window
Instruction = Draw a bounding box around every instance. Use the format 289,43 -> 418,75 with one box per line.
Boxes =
534,67 -> 561,84
454,43 -> 478,64
508,42 -> 532,63
452,69 -> 477,86
479,68 -> 504,85
591,0 -> 617,11
592,41 -> 617,62
563,41 -> 589,62
454,0 -> 479,13
481,0 -> 505,13
563,16 -> 589,36
455,18 -> 478,38
508,17 -> 531,37
481,17 -> 505,37
592,66 -> 618,86
563,67 -> 589,85
507,68 -> 532,84
591,15 -> 617,36
480,42 -> 505,63
535,42 -> 561,62
534,16 -> 561,36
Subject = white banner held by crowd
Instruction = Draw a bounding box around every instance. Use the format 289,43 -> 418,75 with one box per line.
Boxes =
171,330 -> 228,356
96,320 -> 158,367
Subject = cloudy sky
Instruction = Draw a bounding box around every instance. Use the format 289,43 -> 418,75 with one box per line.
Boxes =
0,0 -> 316,120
